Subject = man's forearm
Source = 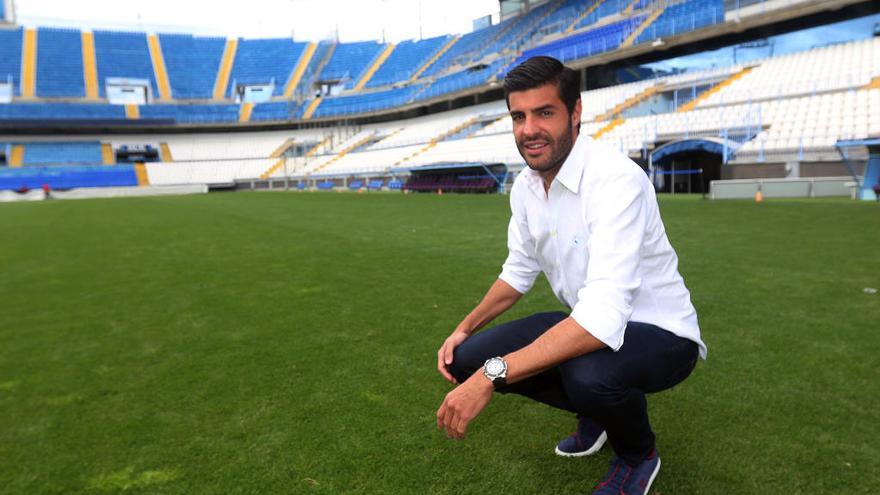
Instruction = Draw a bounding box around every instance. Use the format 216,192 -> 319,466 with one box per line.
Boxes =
458,278 -> 523,334
503,316 -> 606,384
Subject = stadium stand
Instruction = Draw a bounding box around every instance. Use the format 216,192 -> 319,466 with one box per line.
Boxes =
93,30 -> 160,97
139,103 -> 239,124
0,102 -> 125,120
0,164 -> 138,189
36,28 -> 86,98
159,33 -> 226,99
1,0 -> 878,197
0,26 -> 22,95
21,141 -> 103,165
510,15 -> 647,67
475,0 -> 557,60
304,85 -> 423,119
319,41 -> 386,89
635,0 -> 725,44
420,22 -> 508,78
417,59 -> 507,102
227,38 -> 309,97
366,35 -> 449,88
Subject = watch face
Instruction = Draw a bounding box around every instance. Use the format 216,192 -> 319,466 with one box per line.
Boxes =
485,358 -> 505,376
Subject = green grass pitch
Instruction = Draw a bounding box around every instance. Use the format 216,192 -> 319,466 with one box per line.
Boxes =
1,192 -> 878,494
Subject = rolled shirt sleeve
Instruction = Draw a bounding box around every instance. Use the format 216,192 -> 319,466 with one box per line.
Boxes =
569,172 -> 646,351
498,187 -> 541,294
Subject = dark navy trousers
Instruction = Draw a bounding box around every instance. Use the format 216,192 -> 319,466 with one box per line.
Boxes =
448,311 -> 699,465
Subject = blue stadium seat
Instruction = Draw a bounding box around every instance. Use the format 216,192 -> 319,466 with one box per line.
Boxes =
93,30 -> 159,97
534,0 -> 590,36
250,101 -> 296,122
36,28 -> 85,97
0,103 -> 126,120
139,104 -> 239,123
509,16 -> 645,68
159,33 -> 226,99
308,85 -> 422,119
228,38 -> 308,96
367,35 -> 449,88
0,165 -> 138,190
421,23 -> 507,78
574,0 -> 632,30
320,41 -> 386,89
0,27 -> 23,95
22,141 -> 104,165
475,1 -> 556,60
635,0 -> 725,44
418,59 -> 507,102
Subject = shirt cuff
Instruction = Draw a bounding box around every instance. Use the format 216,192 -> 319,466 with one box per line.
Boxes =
569,302 -> 627,351
498,270 -> 535,295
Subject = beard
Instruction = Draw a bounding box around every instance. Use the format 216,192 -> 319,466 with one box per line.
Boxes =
516,121 -> 575,174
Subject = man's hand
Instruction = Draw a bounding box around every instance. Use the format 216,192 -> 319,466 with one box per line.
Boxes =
437,328 -> 470,384
436,372 -> 494,439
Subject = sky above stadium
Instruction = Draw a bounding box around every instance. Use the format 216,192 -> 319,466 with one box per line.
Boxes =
12,0 -> 500,42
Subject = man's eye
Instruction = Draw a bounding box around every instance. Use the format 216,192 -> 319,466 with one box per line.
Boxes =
541,110 -> 553,117
511,115 -> 523,122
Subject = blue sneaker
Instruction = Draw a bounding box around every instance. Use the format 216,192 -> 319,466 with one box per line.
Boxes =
554,416 -> 607,457
592,449 -> 661,495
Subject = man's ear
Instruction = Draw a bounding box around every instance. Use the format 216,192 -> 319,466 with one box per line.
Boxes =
572,99 -> 582,127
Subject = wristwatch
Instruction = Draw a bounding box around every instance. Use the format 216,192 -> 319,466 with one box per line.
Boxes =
483,356 -> 508,388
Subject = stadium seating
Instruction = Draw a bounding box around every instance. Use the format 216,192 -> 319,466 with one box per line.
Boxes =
574,0 -> 633,30
93,30 -> 159,97
417,59 -> 507,102
0,165 -> 138,190
306,85 -> 423,119
0,102 -> 125,120
697,37 -> 880,106
366,35 -> 449,88
159,33 -> 226,99
0,27 -> 22,95
250,101 -> 296,122
36,28 -> 85,98
319,41 -> 386,89
476,1 -> 557,60
420,22 -> 508,78
139,103 -> 239,123
228,38 -> 308,96
0,0 -> 877,194
635,0 -> 725,44
510,16 -> 646,68
21,141 -> 103,165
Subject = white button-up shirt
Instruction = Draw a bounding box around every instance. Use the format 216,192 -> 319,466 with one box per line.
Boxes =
499,135 -> 706,358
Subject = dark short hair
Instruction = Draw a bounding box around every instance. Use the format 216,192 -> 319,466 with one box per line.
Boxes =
503,56 -> 581,114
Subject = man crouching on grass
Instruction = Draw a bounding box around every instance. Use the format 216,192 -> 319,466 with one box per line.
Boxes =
435,56 -> 706,495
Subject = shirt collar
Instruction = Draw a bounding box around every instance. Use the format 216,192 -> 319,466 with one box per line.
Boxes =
521,133 -> 589,199
554,134 -> 588,195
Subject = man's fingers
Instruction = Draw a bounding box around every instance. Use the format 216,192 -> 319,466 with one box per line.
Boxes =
436,402 -> 447,429
446,412 -> 461,439
437,342 -> 458,383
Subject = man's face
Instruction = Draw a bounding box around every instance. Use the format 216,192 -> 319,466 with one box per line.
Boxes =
508,83 -> 581,174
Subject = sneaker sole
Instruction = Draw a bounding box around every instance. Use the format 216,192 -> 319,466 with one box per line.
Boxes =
642,456 -> 661,495
553,431 -> 607,457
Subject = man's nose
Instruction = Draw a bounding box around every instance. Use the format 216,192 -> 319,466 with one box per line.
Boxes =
521,116 -> 540,138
